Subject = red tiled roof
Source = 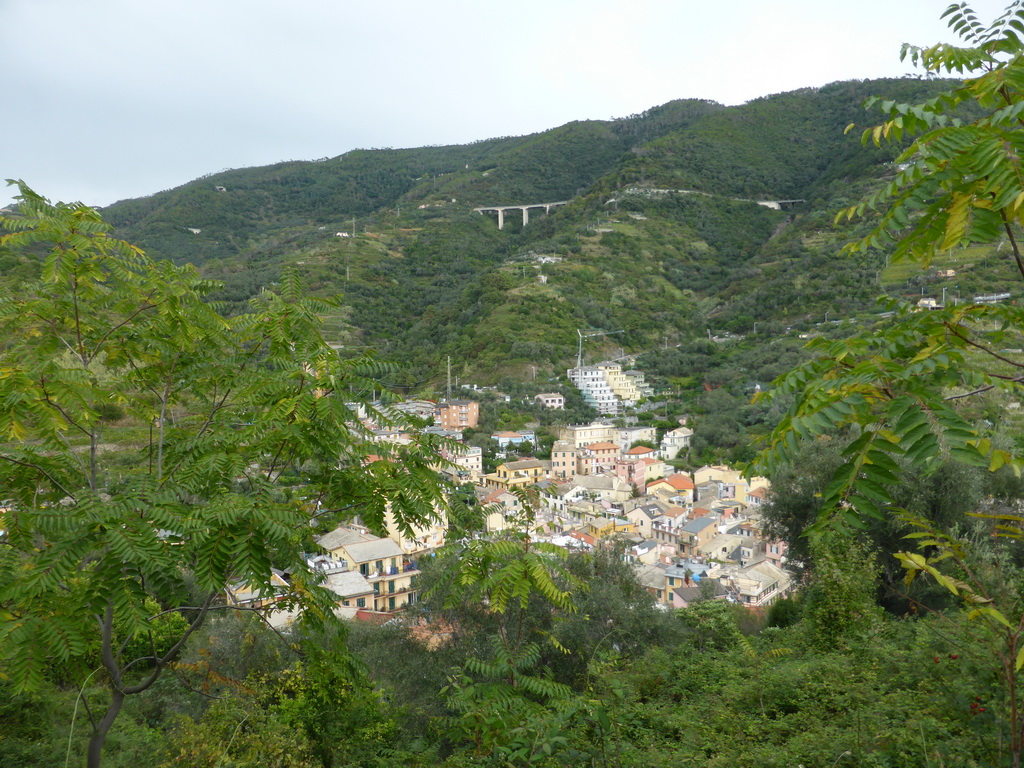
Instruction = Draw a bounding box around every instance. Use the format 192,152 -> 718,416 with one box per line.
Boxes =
661,473 -> 695,490
567,530 -> 597,545
586,441 -> 619,451
626,446 -> 655,455
354,609 -> 392,624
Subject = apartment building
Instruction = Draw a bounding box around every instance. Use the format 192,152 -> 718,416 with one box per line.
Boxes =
317,529 -> 421,612
436,399 -> 479,429
567,362 -> 651,414
558,421 -> 617,449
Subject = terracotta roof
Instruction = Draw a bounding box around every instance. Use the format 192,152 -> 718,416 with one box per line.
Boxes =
354,609 -> 392,624
626,446 -> 655,455
654,473 -> 695,490
494,431 -> 522,438
482,489 -> 512,504
586,441 -> 619,451
567,530 -> 597,546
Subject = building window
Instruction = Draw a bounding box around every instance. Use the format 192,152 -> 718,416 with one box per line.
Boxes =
388,597 -> 396,611
388,580 -> 395,594
356,597 -> 366,608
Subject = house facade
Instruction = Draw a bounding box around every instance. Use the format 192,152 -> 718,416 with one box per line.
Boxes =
485,458 -> 548,490
534,393 -> 565,409
436,400 -> 479,429
318,531 -> 421,612
559,422 -> 617,449
550,440 -> 577,480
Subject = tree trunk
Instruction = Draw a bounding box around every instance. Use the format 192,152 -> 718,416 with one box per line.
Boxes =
87,687 -> 125,768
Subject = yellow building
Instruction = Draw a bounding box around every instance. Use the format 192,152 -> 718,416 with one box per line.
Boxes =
587,516 -> 634,539
382,503 -> 447,555
484,458 -> 548,490
318,529 -> 421,612
599,362 -> 643,403
693,465 -> 770,504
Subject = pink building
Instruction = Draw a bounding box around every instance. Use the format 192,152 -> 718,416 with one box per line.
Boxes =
579,441 -> 619,475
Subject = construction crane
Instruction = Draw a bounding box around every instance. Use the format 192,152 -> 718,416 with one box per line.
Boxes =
576,328 -> 623,368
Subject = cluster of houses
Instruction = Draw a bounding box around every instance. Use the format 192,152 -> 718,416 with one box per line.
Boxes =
476,422 -> 792,610
226,401 -> 794,622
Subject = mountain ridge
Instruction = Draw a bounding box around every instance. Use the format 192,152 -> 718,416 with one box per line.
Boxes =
50,78 -> 1018,394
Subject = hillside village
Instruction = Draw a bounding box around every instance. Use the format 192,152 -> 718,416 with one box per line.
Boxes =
237,375 -> 795,624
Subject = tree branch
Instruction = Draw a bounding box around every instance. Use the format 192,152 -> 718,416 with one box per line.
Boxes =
1001,210 -> 1024,282
0,454 -> 76,502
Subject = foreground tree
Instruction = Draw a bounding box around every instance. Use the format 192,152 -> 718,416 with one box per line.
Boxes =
427,495 -> 584,764
755,3 -> 1024,764
0,183 -> 452,767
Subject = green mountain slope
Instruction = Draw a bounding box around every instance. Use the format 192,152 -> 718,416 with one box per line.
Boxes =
90,78 -> 1017,391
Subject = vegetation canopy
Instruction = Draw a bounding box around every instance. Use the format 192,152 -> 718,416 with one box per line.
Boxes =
0,182 -> 454,767
755,4 -> 1024,764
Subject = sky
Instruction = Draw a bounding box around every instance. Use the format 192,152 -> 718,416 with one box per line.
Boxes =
0,0 -> 1014,209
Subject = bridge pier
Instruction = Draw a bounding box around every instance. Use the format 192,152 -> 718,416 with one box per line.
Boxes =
473,200 -> 569,230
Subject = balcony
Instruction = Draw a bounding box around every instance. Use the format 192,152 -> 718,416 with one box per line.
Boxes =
367,561 -> 419,581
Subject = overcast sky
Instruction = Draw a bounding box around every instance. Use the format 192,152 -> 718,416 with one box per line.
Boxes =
0,0 -> 1012,208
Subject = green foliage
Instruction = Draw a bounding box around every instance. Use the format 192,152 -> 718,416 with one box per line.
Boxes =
427,494 -> 584,764
677,599 -> 744,652
79,75 -> 981,389
802,534 -> 883,650
755,2 -> 1024,535
753,5 -> 1024,765
839,3 -> 1024,264
0,183 -> 454,766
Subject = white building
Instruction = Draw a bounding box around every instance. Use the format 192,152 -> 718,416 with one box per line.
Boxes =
659,426 -> 694,460
567,362 -> 651,414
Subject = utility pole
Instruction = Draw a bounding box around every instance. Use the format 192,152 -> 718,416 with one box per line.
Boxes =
576,328 -> 623,368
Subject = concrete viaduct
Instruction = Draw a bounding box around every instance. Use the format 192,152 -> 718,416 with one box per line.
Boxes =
753,199 -> 805,210
473,200 -> 568,230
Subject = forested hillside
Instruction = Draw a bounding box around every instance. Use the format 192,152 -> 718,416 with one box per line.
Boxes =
10,5 -> 1024,763
76,78 -> 1010,396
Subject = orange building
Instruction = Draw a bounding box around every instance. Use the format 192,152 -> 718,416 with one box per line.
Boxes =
435,399 -> 479,429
